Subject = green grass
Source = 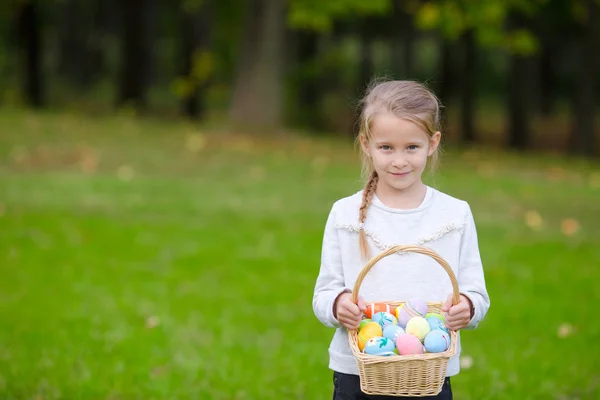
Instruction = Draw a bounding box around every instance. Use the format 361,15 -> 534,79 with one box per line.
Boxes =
1,108 -> 599,399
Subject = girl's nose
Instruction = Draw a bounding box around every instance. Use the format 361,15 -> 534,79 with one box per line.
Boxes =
392,156 -> 408,168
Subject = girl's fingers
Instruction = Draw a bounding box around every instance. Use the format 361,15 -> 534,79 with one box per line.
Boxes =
339,311 -> 361,329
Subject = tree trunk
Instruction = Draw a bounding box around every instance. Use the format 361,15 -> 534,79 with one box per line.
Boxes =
507,13 -> 533,150
17,0 -> 43,108
351,19 -> 378,137
437,37 -> 454,107
180,2 -> 212,119
295,29 -> 322,130
357,29 -> 375,96
391,3 -> 414,78
570,0 -> 597,157
56,0 -> 108,87
229,0 -> 286,130
539,42 -> 554,116
508,53 -> 531,149
460,29 -> 476,143
117,0 -> 152,109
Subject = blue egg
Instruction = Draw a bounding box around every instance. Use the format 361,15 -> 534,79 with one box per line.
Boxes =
426,317 -> 449,333
383,324 -> 405,341
424,330 -> 450,353
364,336 -> 396,356
372,312 -> 397,329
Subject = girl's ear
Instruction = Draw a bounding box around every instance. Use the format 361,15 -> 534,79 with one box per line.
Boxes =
360,134 -> 370,155
428,131 -> 441,156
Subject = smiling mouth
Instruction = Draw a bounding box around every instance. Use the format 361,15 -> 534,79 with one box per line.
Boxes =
390,171 -> 411,176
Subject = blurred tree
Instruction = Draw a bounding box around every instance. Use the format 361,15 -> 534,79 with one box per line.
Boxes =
287,0 -> 390,133
356,18 -> 376,98
56,0 -> 108,88
414,0 -> 540,147
117,0 -> 157,110
290,28 -> 323,129
177,0 -> 213,119
506,9 -> 536,150
533,0 -> 573,116
570,0 -> 598,157
391,1 -> 416,79
437,37 -> 457,107
16,0 -> 43,107
460,28 -> 476,143
229,0 -> 287,129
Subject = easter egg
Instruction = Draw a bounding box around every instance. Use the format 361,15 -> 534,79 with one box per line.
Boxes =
365,303 -> 393,319
358,319 -> 372,331
372,312 -> 397,329
357,322 -> 383,351
426,312 -> 445,323
395,334 -> 424,355
406,316 -> 431,341
383,324 -> 405,341
364,336 -> 396,356
397,298 -> 429,328
424,330 -> 451,353
394,304 -> 403,320
426,316 -> 449,333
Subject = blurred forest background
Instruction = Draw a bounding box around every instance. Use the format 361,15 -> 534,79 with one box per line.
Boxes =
2,0 -> 599,155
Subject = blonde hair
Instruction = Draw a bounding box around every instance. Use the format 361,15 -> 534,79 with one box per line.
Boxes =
355,80 -> 443,259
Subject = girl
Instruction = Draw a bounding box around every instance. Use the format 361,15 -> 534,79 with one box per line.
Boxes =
312,80 -> 490,399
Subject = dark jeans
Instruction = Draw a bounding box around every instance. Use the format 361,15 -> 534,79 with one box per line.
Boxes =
333,371 -> 453,400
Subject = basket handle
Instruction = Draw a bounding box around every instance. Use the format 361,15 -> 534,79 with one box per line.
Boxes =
350,245 -> 461,307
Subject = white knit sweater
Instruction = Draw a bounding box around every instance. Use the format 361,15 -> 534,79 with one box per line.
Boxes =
312,186 -> 490,376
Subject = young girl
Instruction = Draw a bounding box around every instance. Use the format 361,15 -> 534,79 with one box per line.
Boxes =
312,80 -> 490,399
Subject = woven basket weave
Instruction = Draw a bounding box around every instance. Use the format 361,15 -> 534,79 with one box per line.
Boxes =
348,245 -> 460,397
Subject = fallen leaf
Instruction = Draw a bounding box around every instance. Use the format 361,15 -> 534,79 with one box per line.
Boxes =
311,155 -> 330,173
146,316 -> 160,329
233,138 -> 254,152
117,165 -> 135,181
561,218 -> 580,236
10,146 -> 28,165
589,172 -> 600,189
557,323 -> 574,338
546,167 -> 565,181
461,150 -> 480,162
476,163 -> 496,177
78,147 -> 98,173
247,166 -> 266,181
185,134 -> 206,153
460,355 -> 473,369
525,210 -> 543,230
151,365 -> 168,377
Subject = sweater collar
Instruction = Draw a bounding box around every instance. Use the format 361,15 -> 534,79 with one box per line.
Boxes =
371,186 -> 434,214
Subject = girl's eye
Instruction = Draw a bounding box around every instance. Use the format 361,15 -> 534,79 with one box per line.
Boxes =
407,145 -> 419,150
380,145 -> 392,151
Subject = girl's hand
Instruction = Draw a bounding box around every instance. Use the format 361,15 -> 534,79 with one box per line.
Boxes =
334,292 -> 366,330
441,294 -> 473,331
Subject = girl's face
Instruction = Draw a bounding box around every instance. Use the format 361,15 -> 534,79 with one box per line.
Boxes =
361,113 -> 440,197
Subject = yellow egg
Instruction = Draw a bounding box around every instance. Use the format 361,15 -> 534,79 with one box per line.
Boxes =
357,322 -> 383,351
406,316 -> 431,341
395,304 -> 404,320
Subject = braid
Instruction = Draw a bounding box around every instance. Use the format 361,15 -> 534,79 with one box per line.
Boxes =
359,171 -> 378,259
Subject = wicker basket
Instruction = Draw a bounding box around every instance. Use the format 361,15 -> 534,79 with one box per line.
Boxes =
348,245 -> 460,397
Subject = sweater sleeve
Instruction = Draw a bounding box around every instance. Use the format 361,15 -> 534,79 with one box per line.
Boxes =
458,204 -> 490,330
312,204 -> 350,329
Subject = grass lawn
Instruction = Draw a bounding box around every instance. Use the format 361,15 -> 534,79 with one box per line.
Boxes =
1,109 -> 599,399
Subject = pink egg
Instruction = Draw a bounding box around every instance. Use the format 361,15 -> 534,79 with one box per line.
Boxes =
395,334 -> 425,355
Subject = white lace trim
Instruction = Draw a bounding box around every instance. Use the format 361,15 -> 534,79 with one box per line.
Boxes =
335,222 -> 464,251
